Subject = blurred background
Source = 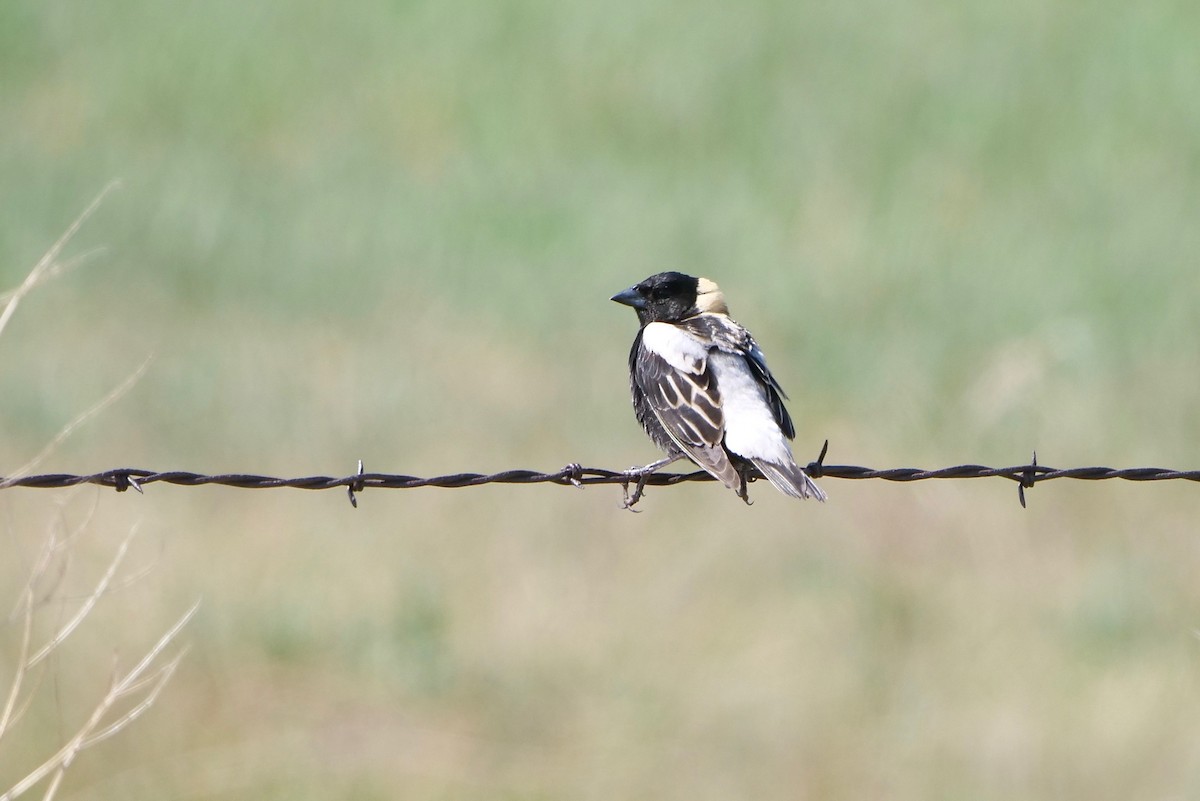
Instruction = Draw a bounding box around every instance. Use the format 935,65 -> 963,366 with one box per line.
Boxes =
1,0 -> 1198,798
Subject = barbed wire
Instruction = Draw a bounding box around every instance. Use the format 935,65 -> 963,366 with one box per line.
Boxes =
2,444 -> 1197,508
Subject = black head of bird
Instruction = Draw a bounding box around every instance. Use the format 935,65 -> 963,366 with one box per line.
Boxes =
610,271 -> 729,326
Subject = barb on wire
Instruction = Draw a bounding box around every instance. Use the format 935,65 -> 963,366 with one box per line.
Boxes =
1,443 -> 1198,508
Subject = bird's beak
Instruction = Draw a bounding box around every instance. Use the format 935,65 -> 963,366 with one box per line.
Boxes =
610,286 -> 646,309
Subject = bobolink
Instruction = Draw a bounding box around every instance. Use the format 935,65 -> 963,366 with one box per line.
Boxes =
612,271 -> 826,504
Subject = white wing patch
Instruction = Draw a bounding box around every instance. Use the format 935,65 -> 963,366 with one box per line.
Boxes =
707,352 -> 793,464
640,322 -> 709,374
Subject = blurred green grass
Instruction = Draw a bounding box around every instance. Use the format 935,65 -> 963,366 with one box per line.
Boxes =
2,0 -> 1199,799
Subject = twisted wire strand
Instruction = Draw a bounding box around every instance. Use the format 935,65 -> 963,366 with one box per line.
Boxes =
2,457 -> 1198,509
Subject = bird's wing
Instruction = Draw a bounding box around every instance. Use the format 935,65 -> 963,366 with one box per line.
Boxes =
742,339 -> 795,440
635,323 -> 742,490
685,315 -> 796,440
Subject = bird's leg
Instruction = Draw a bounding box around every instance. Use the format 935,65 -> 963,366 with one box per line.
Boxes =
621,455 -> 682,510
735,465 -> 754,506
626,455 -> 681,476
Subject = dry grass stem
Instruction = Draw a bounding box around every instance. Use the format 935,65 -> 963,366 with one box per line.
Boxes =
0,247 -> 109,307
0,358 -> 152,488
0,603 -> 198,801
0,182 -> 118,342
0,594 -> 35,746
27,528 -> 136,668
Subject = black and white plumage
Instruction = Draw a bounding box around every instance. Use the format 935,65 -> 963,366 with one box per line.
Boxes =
611,271 -> 826,503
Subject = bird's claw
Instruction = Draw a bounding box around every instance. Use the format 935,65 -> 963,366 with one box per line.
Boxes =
620,475 -> 650,511
736,468 -> 754,506
619,463 -> 659,510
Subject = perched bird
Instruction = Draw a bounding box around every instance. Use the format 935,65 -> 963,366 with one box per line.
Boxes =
611,271 -> 826,504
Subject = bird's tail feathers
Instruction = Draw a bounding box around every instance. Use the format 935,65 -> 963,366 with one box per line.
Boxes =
753,459 -> 827,502
678,444 -> 744,493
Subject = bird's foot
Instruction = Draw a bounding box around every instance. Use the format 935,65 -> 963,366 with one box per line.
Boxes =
620,466 -> 654,511
736,467 -> 754,506
620,479 -> 647,511
619,457 -> 677,511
